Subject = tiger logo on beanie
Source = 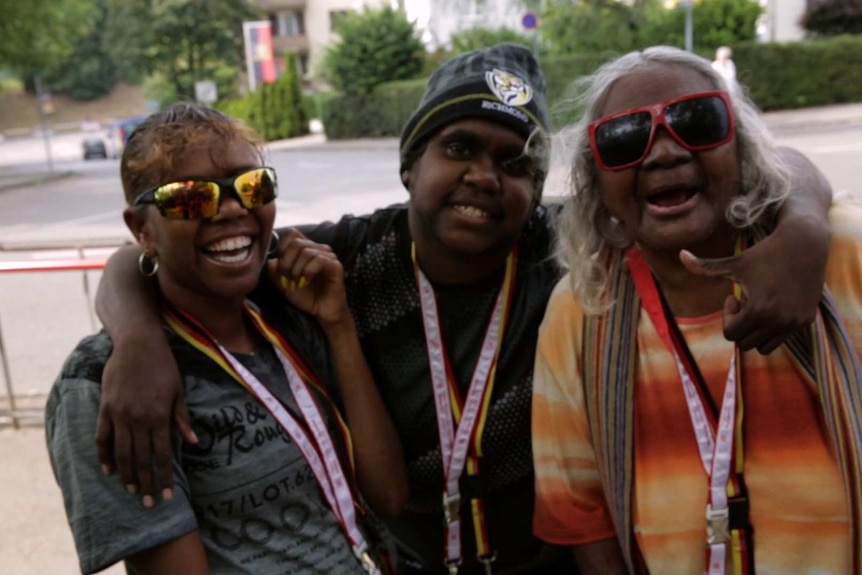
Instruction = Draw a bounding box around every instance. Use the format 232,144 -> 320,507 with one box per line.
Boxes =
485,68 -> 533,107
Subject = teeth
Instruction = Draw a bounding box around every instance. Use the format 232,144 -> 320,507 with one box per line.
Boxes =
454,205 -> 490,219
207,236 -> 252,253
210,250 -> 250,264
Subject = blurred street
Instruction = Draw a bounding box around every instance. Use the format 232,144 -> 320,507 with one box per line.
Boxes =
1,105 -> 862,574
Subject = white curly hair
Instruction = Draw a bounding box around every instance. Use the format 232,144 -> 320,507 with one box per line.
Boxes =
556,45 -> 790,313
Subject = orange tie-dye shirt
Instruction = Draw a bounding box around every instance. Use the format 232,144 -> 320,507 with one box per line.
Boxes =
532,203 -> 862,574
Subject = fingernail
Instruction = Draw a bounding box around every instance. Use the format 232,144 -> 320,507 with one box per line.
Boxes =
162,488 -> 174,501
126,484 -> 137,495
101,464 -> 112,475
143,495 -> 155,508
280,276 -> 289,290
189,430 -> 199,444
298,277 -> 307,289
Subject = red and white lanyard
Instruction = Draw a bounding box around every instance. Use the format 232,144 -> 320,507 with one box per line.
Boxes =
164,305 -> 379,575
627,248 -> 741,575
412,245 -> 515,574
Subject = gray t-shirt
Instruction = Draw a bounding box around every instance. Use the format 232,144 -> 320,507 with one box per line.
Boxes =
46,304 -> 374,574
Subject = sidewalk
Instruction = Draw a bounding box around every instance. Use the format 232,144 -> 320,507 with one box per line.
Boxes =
760,101 -> 862,132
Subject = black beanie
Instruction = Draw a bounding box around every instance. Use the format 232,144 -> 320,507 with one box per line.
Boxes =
399,42 -> 549,176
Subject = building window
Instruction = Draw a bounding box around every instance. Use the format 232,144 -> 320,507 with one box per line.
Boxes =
271,10 -> 305,37
330,10 -> 349,32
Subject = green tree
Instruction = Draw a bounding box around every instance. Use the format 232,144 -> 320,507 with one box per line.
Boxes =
540,0 -> 643,55
40,1 -> 121,101
450,27 -> 534,55
324,6 -> 425,95
802,0 -> 862,35
0,0 -> 93,72
539,0 -> 762,56
147,0 -> 256,102
217,54 -> 308,141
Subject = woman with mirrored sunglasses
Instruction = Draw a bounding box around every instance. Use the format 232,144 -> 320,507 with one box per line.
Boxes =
533,46 -> 862,575
90,45 -> 834,575
45,102 -> 407,575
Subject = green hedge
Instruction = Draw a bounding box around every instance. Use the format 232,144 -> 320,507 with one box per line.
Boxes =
320,78 -> 427,140
734,35 -> 862,110
322,36 -> 862,138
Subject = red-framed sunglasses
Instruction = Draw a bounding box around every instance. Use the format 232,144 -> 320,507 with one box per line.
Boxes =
588,91 -> 735,171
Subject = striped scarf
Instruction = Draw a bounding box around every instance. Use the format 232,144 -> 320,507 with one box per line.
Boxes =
583,247 -> 862,574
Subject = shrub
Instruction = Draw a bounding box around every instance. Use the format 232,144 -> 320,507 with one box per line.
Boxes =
321,36 -> 862,137
802,0 -> 862,36
321,78 -> 426,140
323,6 -> 425,95
733,35 -> 862,110
215,54 -> 308,141
450,27 -> 535,55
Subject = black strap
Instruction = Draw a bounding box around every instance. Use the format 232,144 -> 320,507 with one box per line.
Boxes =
656,283 -> 720,417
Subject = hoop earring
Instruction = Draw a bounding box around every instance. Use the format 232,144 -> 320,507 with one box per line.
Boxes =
138,252 -> 159,277
267,230 -> 280,259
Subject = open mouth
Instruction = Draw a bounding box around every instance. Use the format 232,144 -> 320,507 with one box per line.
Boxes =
646,187 -> 698,208
202,235 -> 254,264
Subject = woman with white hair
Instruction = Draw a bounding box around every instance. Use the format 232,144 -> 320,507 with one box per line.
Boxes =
532,46 -> 862,574
712,46 -> 738,92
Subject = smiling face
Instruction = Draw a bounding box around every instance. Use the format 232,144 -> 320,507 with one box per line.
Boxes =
127,135 -> 275,310
404,118 -> 537,264
595,62 -> 742,258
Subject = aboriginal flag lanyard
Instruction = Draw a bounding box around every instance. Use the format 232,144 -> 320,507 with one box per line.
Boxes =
626,240 -> 755,575
163,303 -> 380,575
411,244 -> 517,575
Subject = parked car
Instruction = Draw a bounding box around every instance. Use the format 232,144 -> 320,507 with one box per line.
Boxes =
82,137 -> 107,160
105,116 -> 146,159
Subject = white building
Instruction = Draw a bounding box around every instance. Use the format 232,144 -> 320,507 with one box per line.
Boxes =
759,0 -> 808,42
253,0 -> 392,80
406,0 -> 529,49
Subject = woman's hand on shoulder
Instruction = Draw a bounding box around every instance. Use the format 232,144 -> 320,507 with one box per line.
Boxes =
267,228 -> 351,329
679,213 -> 829,354
98,332 -> 196,507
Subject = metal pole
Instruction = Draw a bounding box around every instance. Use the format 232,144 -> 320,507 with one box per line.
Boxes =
0,316 -> 20,429
684,1 -> 694,52
78,246 -> 98,332
33,76 -> 54,174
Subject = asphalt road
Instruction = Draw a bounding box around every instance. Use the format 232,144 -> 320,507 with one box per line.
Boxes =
0,123 -> 861,574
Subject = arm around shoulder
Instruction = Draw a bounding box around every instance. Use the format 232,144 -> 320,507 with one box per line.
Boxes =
94,244 -> 195,506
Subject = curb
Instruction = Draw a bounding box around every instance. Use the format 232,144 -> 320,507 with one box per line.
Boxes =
764,115 -> 862,132
266,134 -> 399,154
0,170 -> 76,192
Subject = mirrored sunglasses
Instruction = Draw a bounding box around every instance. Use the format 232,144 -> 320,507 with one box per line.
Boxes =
588,91 -> 735,171
134,167 -> 278,220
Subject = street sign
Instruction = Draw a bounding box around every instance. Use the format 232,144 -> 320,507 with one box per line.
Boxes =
521,11 -> 538,30
195,81 -> 218,104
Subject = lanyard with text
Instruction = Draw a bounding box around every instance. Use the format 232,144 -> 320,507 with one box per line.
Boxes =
163,303 -> 380,575
626,246 -> 753,575
412,244 -> 516,574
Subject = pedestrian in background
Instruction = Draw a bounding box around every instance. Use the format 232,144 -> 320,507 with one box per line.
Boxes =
712,45 -> 739,93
